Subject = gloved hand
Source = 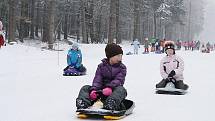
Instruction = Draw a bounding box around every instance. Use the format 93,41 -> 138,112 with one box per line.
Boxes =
89,90 -> 97,100
168,70 -> 176,77
102,87 -> 112,96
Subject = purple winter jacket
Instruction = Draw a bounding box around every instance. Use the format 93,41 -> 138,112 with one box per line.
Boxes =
91,58 -> 127,91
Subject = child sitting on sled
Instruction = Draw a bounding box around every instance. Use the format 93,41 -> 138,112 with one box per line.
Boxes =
156,41 -> 188,90
64,42 -> 86,72
76,43 -> 127,111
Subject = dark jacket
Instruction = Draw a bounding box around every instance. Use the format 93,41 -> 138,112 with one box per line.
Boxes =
91,58 -> 127,91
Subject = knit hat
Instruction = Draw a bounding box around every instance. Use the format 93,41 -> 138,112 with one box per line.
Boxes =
71,42 -> 79,50
105,43 -> 123,59
164,41 -> 175,51
164,41 -> 175,54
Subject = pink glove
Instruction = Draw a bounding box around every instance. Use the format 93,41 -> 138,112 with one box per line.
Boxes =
102,87 -> 112,96
89,90 -> 97,100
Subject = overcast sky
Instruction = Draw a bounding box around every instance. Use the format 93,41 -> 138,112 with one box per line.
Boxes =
198,0 -> 215,42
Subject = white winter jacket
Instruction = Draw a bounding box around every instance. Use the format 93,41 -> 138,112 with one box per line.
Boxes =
132,40 -> 140,49
160,54 -> 184,81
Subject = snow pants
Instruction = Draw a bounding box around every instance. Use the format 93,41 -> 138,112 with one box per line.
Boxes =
76,85 -> 127,110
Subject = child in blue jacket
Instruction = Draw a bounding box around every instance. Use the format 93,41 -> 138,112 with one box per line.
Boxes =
67,42 -> 86,72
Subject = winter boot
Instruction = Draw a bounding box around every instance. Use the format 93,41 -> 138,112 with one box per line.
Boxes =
103,98 -> 120,111
76,98 -> 90,109
156,79 -> 167,88
175,80 -> 189,90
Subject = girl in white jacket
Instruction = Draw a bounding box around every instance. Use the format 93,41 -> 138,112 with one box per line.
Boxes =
156,41 -> 188,90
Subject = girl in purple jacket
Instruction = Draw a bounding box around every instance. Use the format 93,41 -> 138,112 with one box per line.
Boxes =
76,43 -> 127,110
156,41 -> 188,90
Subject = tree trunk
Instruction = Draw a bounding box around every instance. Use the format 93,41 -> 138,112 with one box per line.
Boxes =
153,12 -> 157,38
57,24 -> 61,40
188,0 -> 192,41
23,0 -> 29,38
80,0 -> 87,43
42,0 -> 56,49
47,0 -> 55,49
8,0 -> 17,43
108,0 -> 117,43
133,0 -> 140,41
30,0 -> 35,39
76,14 -> 80,42
97,14 -> 102,43
19,0 -> 26,42
115,0 -> 121,44
88,0 -> 95,43
35,1 -> 40,37
63,4 -> 69,40
42,1 -> 48,42
56,15 -> 62,40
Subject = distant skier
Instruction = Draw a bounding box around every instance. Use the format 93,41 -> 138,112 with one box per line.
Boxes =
131,38 -> 140,54
64,42 -> 86,75
156,41 -> 189,90
76,43 -> 127,111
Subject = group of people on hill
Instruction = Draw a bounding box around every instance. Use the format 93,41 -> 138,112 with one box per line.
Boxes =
175,40 -> 214,53
67,40 -> 188,111
129,38 -> 215,54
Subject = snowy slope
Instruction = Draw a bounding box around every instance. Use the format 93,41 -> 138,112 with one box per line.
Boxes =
0,43 -> 215,121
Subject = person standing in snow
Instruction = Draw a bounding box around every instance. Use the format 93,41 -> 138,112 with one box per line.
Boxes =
206,42 -> 211,52
76,43 -> 127,111
144,38 -> 149,53
65,42 -> 86,72
0,18 -> 3,31
156,41 -> 189,90
0,18 -> 4,48
150,37 -> 156,52
160,39 -> 165,53
201,43 -> 207,53
131,38 -> 140,54
155,39 -> 161,52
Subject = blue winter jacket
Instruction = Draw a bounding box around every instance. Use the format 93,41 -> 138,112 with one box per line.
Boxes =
67,49 -> 82,68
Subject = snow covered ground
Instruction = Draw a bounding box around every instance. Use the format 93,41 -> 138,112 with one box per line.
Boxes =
0,43 -> 215,121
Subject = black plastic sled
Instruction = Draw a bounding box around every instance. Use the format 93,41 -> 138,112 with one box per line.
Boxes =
156,82 -> 187,95
63,66 -> 86,76
76,99 -> 135,120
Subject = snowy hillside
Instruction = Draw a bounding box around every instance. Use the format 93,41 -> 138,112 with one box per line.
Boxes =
0,43 -> 215,121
